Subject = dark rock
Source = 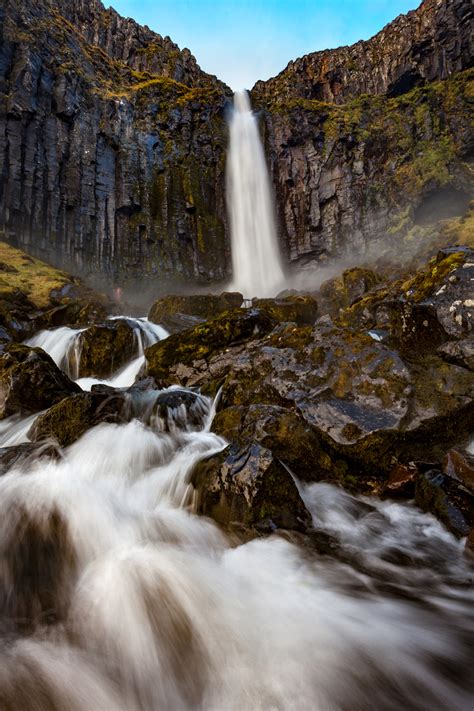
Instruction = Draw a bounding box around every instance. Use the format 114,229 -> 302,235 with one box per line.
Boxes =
0,343 -> 81,419
443,449 -> 474,493
73,320 -> 138,378
191,442 -> 312,532
0,442 -> 60,475
252,295 -> 318,326
437,339 -> 474,372
415,470 -> 472,538
383,462 -> 418,497
28,392 -> 127,447
145,308 -> 277,384
148,293 -> 243,331
145,389 -> 211,432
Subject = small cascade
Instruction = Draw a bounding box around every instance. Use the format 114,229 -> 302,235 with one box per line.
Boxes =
226,90 -> 286,298
27,317 -> 169,392
27,326 -> 86,380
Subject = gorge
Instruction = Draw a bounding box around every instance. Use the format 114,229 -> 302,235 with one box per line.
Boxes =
0,0 -> 472,709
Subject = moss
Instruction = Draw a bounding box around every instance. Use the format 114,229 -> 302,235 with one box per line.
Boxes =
0,242 -> 72,308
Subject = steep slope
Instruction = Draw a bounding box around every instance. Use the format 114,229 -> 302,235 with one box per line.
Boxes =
0,0 -> 232,283
251,0 -> 473,266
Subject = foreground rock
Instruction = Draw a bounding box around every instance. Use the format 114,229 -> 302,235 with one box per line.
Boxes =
145,308 -> 277,385
192,442 -> 311,533
0,344 -> 80,418
148,293 -> 243,331
28,391 -> 128,447
0,443 -> 60,475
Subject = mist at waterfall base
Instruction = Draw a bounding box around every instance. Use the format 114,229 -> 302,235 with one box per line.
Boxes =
0,317 -> 471,709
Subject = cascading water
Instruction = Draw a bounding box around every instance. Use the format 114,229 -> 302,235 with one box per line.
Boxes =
226,90 -> 286,298
0,322 -> 472,709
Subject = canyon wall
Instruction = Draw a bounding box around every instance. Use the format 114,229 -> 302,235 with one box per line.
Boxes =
0,0 -> 231,284
0,0 -> 472,283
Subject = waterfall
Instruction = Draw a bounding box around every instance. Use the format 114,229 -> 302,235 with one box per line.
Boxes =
226,91 -> 285,298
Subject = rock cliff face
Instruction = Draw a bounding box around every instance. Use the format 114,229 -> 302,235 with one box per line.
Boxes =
252,0 -> 473,267
0,0 -> 231,284
0,0 -> 472,283
253,0 -> 473,104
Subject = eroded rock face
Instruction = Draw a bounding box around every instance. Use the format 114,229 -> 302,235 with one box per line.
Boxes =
0,0 -> 231,283
191,442 -> 311,532
0,343 -> 80,418
253,0 -> 473,104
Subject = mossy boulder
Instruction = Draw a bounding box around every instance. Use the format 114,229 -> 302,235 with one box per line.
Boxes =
191,442 -> 312,533
148,292 -> 243,331
320,267 -> 381,315
73,320 -> 138,378
28,391 -> 127,447
145,308 -> 277,384
0,343 -> 80,419
252,295 -> 318,326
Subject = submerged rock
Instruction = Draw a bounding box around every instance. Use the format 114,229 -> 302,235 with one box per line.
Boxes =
191,442 -> 311,532
0,442 -> 60,475
0,344 -> 80,419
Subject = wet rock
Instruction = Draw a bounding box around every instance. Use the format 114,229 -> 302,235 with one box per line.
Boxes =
0,343 -> 81,419
252,295 -> 318,326
437,339 -> 474,372
148,293 -> 243,332
388,249 -> 474,351
383,463 -> 418,497
443,449 -> 474,493
29,392 -> 127,447
319,268 -> 380,315
73,320 -> 138,378
191,442 -> 311,532
465,528 -> 474,558
145,308 -> 277,385
146,389 -> 211,432
415,470 -> 472,538
0,442 -> 60,475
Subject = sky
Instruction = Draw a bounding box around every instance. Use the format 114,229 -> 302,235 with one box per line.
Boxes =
108,0 -> 419,91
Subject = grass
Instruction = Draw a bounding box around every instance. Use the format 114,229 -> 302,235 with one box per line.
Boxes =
0,242 -> 72,308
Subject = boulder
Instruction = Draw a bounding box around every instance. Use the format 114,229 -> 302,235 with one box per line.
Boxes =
383,462 -> 418,497
252,295 -> 318,326
72,319 -> 137,378
0,343 -> 80,419
148,292 -> 243,332
191,442 -> 312,533
0,442 -> 60,475
443,449 -> 474,492
145,308 -> 277,385
415,470 -> 472,538
319,267 -> 380,315
29,391 -> 127,447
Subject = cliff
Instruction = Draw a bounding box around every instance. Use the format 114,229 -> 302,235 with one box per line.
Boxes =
0,0 -> 232,284
251,0 -> 473,266
0,0 -> 472,283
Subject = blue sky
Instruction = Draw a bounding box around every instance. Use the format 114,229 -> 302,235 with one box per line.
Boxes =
108,0 -> 419,90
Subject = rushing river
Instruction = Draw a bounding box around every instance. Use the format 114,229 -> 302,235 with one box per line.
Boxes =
0,320 -> 472,710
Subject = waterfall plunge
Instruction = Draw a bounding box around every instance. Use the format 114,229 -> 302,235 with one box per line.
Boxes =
226,91 -> 285,298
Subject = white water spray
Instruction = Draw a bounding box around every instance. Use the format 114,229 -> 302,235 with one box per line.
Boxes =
226,91 -> 285,298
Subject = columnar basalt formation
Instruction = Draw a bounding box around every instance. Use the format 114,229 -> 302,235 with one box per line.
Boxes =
0,0 -> 232,283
